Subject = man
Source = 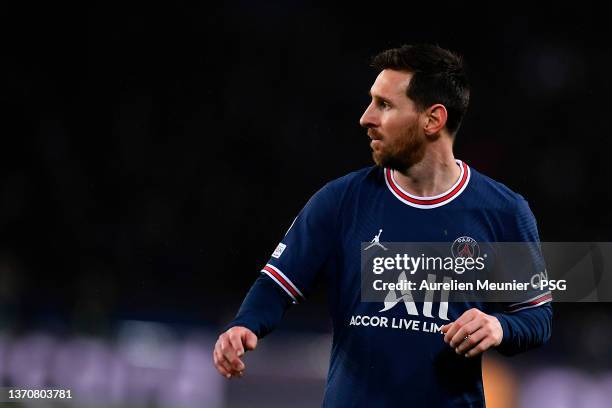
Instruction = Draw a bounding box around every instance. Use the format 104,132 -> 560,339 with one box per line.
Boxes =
213,44 -> 552,407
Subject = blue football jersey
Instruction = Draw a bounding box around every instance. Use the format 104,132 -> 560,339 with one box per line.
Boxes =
256,160 -> 551,407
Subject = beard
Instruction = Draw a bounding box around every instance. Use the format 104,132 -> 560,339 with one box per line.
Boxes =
370,121 -> 427,171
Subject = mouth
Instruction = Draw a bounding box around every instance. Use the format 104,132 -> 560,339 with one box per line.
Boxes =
368,130 -> 382,141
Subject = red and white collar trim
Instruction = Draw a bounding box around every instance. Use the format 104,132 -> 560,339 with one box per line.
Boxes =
384,160 -> 471,209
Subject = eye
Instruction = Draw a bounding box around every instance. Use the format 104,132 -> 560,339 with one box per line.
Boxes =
378,100 -> 391,110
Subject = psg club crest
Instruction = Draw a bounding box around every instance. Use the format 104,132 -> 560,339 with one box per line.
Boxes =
451,236 -> 480,259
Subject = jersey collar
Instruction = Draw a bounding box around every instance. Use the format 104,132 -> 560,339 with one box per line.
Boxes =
384,160 -> 471,209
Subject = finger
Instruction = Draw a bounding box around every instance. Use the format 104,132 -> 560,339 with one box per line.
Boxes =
228,331 -> 245,358
243,330 -> 258,351
218,338 -> 243,374
453,308 -> 479,328
443,309 -> 478,343
217,347 -> 238,376
213,348 -> 233,378
213,348 -> 227,376
443,317 -> 471,344
465,337 -> 496,358
220,337 -> 245,372
449,319 -> 483,348
455,326 -> 487,354
440,323 -> 453,334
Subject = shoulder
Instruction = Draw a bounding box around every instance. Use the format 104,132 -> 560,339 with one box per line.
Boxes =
466,165 -> 540,240
467,166 -> 530,214
327,165 -> 380,187
318,165 -> 382,197
302,166 -> 381,215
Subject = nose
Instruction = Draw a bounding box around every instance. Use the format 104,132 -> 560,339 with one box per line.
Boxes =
359,102 -> 378,128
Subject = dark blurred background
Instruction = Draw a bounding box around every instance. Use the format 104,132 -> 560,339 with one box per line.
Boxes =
1,2 -> 611,407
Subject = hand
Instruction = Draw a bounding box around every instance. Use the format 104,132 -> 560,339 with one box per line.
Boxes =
440,308 -> 503,358
213,326 -> 258,379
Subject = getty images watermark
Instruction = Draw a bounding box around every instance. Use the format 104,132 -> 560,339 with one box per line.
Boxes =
361,239 -> 612,303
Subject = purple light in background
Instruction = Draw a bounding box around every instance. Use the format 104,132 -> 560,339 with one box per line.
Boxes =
520,367 -> 612,408
0,325 -> 224,408
6,333 -> 56,387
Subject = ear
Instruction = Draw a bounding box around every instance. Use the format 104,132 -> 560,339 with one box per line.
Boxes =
423,104 -> 448,136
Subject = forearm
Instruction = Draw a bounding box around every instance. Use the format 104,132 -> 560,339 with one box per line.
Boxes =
493,303 -> 553,356
225,274 -> 293,338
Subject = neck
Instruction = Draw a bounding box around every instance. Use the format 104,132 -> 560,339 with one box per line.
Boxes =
392,143 -> 460,197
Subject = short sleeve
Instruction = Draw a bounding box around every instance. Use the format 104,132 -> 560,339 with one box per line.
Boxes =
261,182 -> 339,304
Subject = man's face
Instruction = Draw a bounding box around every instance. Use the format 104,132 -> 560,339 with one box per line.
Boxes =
359,69 -> 426,170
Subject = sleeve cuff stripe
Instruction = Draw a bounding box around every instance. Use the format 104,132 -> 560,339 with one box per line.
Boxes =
506,293 -> 552,313
506,298 -> 552,313
261,264 -> 305,303
508,291 -> 552,308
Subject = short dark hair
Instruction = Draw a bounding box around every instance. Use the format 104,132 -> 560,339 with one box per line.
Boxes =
371,44 -> 470,135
